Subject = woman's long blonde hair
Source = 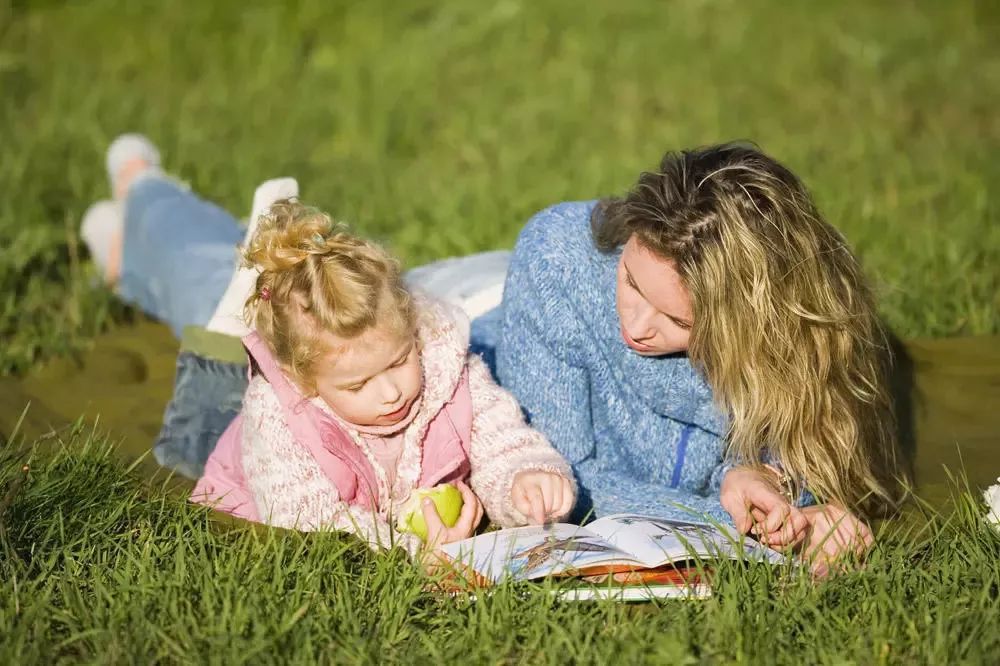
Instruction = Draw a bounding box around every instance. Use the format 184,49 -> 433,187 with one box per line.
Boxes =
593,143 -> 905,517
243,199 -> 414,394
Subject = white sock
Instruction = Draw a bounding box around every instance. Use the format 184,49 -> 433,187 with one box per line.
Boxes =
80,199 -> 124,274
106,133 -> 162,197
205,177 -> 299,337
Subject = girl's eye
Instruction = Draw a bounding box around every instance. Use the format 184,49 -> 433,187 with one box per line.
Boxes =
346,383 -> 365,393
625,273 -> 638,290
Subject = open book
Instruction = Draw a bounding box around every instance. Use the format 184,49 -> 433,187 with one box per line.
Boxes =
437,514 -> 786,600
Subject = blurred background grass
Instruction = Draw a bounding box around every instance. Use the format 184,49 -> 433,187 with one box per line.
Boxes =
1,0 -> 998,374
2,4 -> 1000,662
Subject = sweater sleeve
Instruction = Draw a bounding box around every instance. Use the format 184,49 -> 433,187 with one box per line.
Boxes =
241,377 -> 420,554
493,226 -> 597,468
574,459 -> 733,524
494,306 -> 733,524
494,208 -> 734,523
495,321 -> 731,522
465,354 -> 577,526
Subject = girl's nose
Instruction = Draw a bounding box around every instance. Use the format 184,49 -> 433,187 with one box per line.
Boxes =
381,380 -> 402,405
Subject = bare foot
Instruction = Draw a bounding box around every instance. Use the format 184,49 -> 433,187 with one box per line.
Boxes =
104,229 -> 123,283
100,157 -> 155,283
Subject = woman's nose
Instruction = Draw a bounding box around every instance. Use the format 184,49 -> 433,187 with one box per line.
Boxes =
628,305 -> 657,341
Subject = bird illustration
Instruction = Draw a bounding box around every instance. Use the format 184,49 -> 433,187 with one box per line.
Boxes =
512,536 -> 618,574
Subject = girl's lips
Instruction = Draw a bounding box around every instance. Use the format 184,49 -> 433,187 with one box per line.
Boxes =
620,324 -> 655,352
382,399 -> 413,422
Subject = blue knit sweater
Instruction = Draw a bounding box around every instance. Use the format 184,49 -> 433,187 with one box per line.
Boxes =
471,201 -> 735,524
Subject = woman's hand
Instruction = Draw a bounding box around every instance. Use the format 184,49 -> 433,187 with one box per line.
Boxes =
720,466 -> 809,550
421,480 -> 484,548
800,504 -> 874,577
512,470 -> 575,524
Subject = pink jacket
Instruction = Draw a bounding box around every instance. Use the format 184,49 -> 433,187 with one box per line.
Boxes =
192,295 -> 575,553
192,333 -> 473,521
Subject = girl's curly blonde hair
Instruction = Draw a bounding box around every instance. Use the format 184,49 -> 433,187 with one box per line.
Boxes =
593,143 -> 905,518
243,199 -> 414,394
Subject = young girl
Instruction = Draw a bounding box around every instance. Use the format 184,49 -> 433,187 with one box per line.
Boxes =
190,200 -> 576,555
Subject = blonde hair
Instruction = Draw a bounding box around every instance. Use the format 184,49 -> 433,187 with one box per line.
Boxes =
243,199 -> 414,394
593,143 -> 905,517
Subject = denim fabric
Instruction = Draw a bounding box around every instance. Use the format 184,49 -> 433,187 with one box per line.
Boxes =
118,178 -> 248,477
153,350 -> 248,479
119,177 -> 244,337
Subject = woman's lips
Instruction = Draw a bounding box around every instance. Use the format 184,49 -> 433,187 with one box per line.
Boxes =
620,324 -> 655,352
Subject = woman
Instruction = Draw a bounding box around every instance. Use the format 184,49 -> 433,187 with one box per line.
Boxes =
467,143 -> 904,570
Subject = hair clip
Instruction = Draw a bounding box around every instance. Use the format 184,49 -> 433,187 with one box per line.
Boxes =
260,286 -> 272,302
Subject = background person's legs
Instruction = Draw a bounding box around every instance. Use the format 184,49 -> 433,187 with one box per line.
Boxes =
119,177 -> 243,337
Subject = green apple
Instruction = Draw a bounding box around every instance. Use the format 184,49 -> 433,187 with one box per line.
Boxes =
397,484 -> 464,541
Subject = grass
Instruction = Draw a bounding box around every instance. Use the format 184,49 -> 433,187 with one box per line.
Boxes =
1,429 -> 999,664
1,0 -> 999,663
1,0 -> 999,373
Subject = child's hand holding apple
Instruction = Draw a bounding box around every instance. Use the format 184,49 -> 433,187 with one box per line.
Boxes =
399,480 -> 484,546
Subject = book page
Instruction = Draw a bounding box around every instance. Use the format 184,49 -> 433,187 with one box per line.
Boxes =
438,523 -> 644,584
552,583 -> 711,602
584,514 -> 785,568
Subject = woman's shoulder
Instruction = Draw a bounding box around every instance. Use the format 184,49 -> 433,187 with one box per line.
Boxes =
500,200 -> 617,358
512,200 -> 600,268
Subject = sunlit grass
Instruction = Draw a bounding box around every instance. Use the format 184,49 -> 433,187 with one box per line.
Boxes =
1,1 -> 998,662
1,430 -> 998,663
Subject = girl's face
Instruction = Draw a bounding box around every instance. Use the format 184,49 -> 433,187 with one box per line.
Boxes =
615,235 -> 693,356
312,326 -> 423,427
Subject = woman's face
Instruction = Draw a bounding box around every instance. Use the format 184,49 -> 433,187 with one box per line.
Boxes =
615,236 -> 693,356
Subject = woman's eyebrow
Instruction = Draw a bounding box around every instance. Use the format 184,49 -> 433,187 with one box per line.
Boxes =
623,261 -> 693,328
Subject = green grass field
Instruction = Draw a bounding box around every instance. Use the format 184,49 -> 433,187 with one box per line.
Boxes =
2,1 -> 999,663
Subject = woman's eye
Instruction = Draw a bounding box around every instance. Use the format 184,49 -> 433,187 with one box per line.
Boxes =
625,273 -> 638,290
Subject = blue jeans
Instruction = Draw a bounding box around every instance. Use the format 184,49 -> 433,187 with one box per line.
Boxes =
119,176 -> 511,339
119,177 -> 244,337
